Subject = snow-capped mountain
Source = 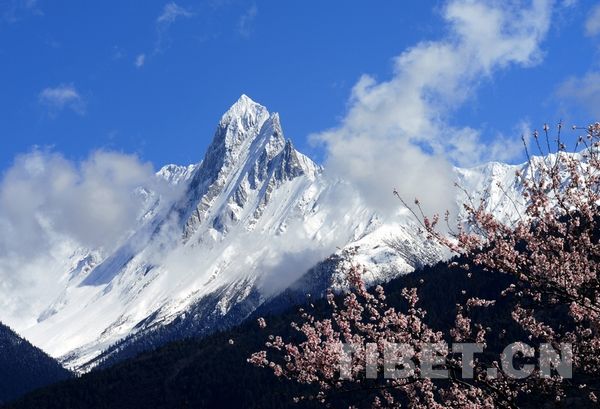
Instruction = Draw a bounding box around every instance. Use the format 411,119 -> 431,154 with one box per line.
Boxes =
3,95 -> 525,372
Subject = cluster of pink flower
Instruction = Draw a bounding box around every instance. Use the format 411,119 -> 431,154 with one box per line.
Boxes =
248,123 -> 600,408
450,123 -> 600,404
249,262 -> 502,407
411,122 -> 600,406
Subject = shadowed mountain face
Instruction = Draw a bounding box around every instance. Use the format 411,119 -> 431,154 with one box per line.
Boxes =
0,323 -> 71,405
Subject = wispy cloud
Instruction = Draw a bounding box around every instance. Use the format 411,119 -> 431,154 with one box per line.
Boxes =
38,84 -> 85,116
312,0 -> 554,217
556,71 -> 600,118
585,3 -> 600,36
554,3 -> 600,118
157,2 -> 193,24
237,3 -> 257,37
1,0 -> 42,23
561,0 -> 578,7
135,53 -> 146,68
155,2 -> 194,52
111,45 -> 125,60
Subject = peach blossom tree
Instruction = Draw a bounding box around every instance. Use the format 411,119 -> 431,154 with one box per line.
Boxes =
249,123 -> 600,408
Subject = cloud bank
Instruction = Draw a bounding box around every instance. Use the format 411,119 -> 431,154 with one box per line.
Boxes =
0,150 -> 175,325
312,0 -> 553,217
0,149 -> 175,254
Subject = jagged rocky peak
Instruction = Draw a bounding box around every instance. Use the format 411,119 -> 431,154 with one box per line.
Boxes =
258,112 -> 286,153
198,95 -> 315,179
237,107 -> 319,189
179,95 -> 320,239
215,94 -> 270,155
221,94 -> 268,123
193,95 -> 268,181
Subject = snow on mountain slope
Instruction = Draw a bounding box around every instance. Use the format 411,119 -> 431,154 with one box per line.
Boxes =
3,96 -> 531,372
156,164 -> 198,185
455,161 -> 523,224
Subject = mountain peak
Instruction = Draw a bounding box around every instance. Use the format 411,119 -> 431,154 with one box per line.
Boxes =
179,98 -> 319,241
192,96 -> 270,174
237,93 -> 254,104
220,94 -> 268,129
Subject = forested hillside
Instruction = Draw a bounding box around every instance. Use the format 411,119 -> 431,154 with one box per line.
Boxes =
0,323 -> 71,405
5,260 -> 525,409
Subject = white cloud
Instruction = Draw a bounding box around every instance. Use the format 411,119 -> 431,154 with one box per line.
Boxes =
1,0 -> 42,23
238,3 -> 258,37
556,70 -> 600,117
585,4 -> 600,36
312,0 -> 553,218
155,2 -> 194,53
135,53 -> 146,68
157,2 -> 193,24
0,150 -> 162,251
554,3 -> 600,117
38,84 -> 85,116
0,149 -> 178,325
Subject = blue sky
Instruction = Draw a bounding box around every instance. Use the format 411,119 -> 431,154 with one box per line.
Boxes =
1,0 -> 599,173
